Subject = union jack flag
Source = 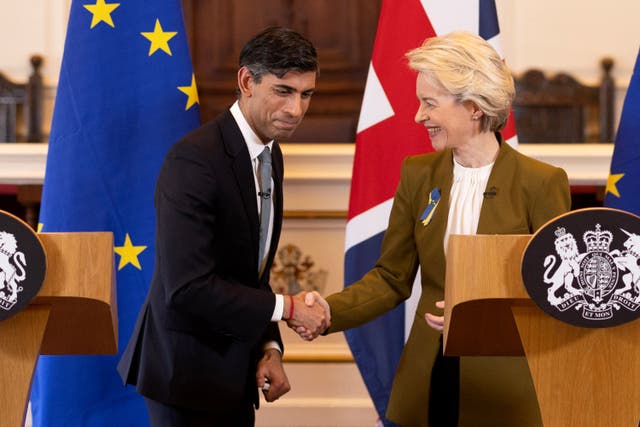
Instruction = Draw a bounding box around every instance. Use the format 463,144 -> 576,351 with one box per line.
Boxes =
344,1 -> 516,424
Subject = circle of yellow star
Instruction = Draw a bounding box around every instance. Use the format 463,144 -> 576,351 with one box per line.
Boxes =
141,19 -> 178,56
178,74 -> 200,110
114,233 -> 147,270
83,0 -> 120,29
605,173 -> 624,198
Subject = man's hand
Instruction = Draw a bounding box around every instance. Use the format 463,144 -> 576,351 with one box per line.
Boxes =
256,349 -> 290,402
288,291 -> 331,341
284,291 -> 330,340
424,300 -> 445,332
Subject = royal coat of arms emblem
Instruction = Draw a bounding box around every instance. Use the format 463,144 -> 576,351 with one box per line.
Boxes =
0,231 -> 27,310
523,208 -> 640,327
0,211 -> 46,321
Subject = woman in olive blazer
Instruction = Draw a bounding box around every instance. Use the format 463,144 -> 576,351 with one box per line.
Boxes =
323,32 -> 571,426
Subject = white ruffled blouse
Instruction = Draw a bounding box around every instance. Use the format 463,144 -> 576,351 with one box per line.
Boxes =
444,158 -> 495,253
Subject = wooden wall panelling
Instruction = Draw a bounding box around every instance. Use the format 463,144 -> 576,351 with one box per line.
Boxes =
512,58 -> 615,143
181,0 -> 382,142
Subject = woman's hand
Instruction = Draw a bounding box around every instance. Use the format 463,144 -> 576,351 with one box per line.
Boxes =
424,300 -> 445,332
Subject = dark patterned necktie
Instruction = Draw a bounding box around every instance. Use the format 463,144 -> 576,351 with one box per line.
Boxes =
257,147 -> 272,270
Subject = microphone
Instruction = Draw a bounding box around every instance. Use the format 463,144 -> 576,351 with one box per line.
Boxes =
483,186 -> 498,198
258,190 -> 271,199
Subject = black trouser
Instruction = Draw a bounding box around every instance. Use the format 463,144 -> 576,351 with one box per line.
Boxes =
428,338 -> 460,427
144,397 -> 255,427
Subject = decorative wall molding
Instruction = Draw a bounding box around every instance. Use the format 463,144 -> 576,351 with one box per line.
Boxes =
0,144 -> 47,185
518,143 -> 613,185
279,143 -> 613,213
0,142 -> 613,188
256,363 -> 377,426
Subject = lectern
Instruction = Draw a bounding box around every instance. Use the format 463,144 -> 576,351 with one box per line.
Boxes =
444,234 -> 639,427
0,232 -> 116,427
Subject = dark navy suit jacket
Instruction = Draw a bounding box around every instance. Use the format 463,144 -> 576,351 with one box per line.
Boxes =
117,109 -> 284,411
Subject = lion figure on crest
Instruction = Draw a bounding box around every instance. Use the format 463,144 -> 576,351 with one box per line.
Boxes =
0,231 -> 26,303
543,228 -> 584,305
611,229 -> 640,301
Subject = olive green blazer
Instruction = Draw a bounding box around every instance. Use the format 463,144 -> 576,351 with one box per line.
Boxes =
326,140 -> 571,427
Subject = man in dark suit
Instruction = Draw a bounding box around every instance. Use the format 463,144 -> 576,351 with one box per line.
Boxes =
117,27 -> 329,426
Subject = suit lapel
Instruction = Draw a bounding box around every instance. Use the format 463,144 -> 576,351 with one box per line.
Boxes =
477,138 -> 516,234
412,150 -> 454,274
219,110 -> 260,258
219,110 -> 285,276
427,151 -> 454,263
266,142 -> 284,272
429,150 -> 454,235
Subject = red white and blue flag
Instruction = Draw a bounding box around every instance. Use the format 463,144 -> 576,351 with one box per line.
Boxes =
344,1 -> 516,424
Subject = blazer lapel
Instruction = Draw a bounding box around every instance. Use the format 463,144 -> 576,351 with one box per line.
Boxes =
429,150 -> 454,232
413,150 -> 454,268
219,110 -> 260,258
266,141 -> 284,272
477,136 -> 516,234
430,151 -> 454,262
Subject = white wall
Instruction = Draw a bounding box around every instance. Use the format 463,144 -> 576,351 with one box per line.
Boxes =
0,0 -> 69,136
1,0 -> 638,136
4,1 -> 639,82
0,0 -> 68,81
497,1 -> 640,84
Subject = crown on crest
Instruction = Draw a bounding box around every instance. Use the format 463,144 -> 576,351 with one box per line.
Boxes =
554,226 -> 575,244
583,224 -> 613,252
555,227 -> 567,238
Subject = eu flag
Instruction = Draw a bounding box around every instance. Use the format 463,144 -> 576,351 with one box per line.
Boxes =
604,48 -> 640,213
31,1 -> 200,425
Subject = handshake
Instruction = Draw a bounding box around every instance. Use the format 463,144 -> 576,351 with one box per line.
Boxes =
282,291 -> 331,341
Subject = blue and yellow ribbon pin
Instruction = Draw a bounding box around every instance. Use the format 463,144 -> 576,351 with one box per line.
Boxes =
420,188 -> 440,226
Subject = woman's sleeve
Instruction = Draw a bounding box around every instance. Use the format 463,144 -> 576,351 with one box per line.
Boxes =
326,158 -> 420,332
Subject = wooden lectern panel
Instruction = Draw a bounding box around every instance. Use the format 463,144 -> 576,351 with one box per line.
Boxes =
34,232 -> 117,354
513,305 -> 640,427
445,233 -> 640,427
0,231 -> 116,427
0,306 -> 50,427
444,234 -> 532,356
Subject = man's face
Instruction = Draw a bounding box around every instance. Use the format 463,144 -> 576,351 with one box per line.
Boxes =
239,68 -> 316,143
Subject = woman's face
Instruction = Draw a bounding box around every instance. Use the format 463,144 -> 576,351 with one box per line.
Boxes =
414,73 -> 479,152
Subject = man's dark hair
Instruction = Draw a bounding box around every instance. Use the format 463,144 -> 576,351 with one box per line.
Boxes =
239,27 -> 318,82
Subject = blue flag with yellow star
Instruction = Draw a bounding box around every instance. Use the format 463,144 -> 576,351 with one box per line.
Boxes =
604,48 -> 640,213
31,0 -> 199,425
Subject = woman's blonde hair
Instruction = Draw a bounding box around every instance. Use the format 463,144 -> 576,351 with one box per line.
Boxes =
406,31 -> 515,132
